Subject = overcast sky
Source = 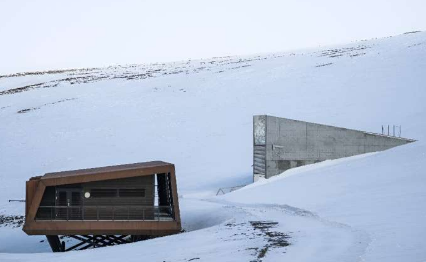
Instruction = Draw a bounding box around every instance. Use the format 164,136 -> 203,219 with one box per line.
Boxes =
0,0 -> 425,74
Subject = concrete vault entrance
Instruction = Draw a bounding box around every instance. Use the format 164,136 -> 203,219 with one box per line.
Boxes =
253,115 -> 415,181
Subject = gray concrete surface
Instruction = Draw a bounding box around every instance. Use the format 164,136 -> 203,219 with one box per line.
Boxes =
253,115 -> 415,181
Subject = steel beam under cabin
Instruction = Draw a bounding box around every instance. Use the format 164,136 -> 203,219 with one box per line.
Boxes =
23,161 -> 182,252
46,235 -> 63,252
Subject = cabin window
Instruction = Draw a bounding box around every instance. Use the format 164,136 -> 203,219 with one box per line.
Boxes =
90,189 -> 117,198
88,188 -> 145,198
119,189 -> 145,197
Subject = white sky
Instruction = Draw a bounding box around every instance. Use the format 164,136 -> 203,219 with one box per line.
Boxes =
0,0 -> 425,74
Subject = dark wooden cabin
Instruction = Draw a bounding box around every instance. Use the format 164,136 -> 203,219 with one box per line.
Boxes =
23,161 -> 181,252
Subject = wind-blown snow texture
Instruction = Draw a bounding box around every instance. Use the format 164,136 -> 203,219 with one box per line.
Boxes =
0,32 -> 425,261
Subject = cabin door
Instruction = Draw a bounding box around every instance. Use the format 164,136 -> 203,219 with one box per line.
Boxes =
56,189 -> 82,220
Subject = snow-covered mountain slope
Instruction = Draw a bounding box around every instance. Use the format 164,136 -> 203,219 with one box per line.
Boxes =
224,144 -> 426,261
0,31 -> 425,261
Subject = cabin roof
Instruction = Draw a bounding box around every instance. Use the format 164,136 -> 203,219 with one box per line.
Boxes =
31,161 -> 174,184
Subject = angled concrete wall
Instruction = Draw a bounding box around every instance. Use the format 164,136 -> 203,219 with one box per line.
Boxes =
253,115 -> 415,181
